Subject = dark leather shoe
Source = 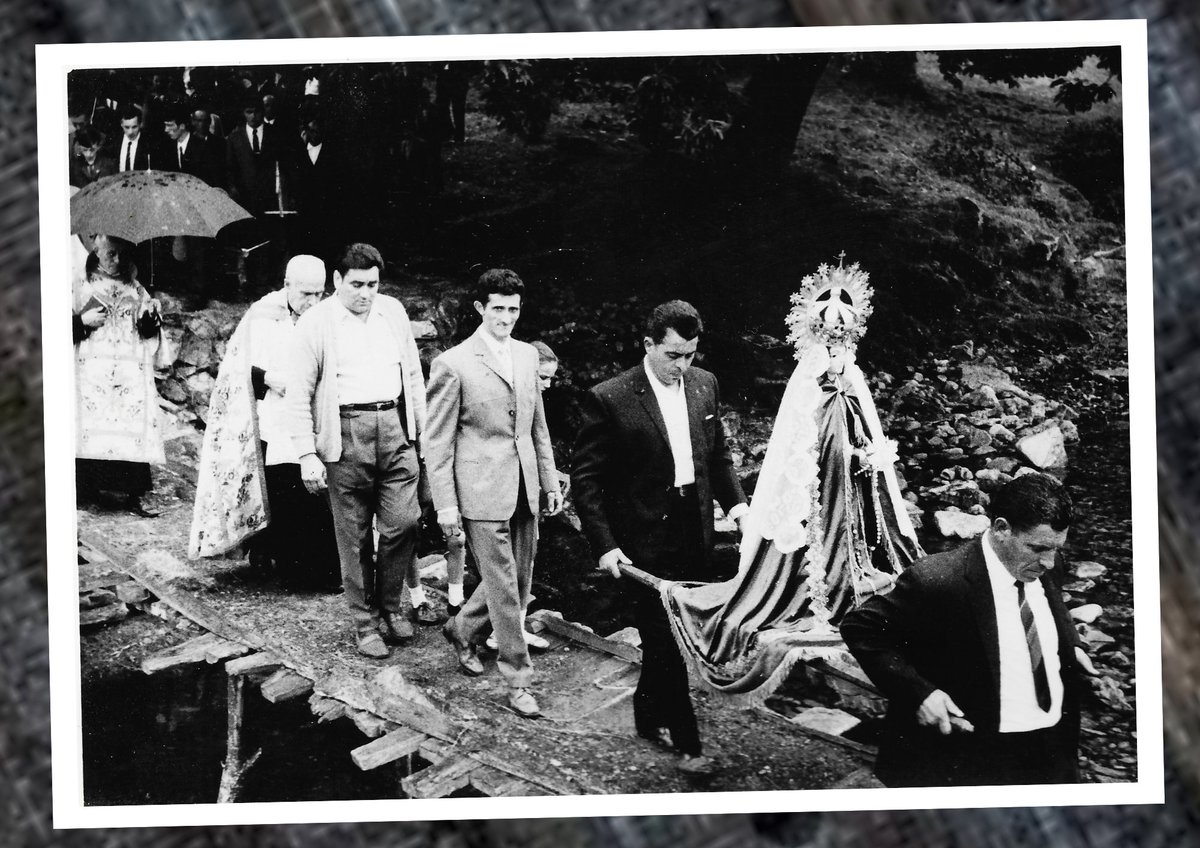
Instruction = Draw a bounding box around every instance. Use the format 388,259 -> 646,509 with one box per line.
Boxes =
676,754 -> 721,778
442,620 -> 483,676
380,611 -> 414,644
411,601 -> 444,626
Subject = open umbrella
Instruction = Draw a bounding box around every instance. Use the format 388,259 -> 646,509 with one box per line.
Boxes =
70,169 -> 252,243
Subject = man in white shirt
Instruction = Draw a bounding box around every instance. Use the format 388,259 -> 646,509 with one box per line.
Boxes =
287,243 -> 433,658
841,473 -> 1093,786
572,300 -> 749,776
425,269 -> 563,718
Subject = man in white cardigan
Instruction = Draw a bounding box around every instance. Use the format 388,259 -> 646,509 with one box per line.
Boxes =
287,242 -> 435,658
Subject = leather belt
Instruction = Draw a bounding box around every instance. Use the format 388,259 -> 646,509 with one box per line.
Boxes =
339,399 -> 397,412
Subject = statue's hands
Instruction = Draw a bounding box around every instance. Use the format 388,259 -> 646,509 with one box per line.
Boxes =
917,689 -> 974,735
598,548 -> 631,579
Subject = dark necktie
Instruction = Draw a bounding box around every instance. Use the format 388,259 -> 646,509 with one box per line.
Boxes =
123,140 -> 132,171
251,127 -> 260,154
1016,581 -> 1052,711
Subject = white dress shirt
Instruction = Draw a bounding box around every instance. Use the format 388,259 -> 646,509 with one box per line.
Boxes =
307,142 -> 322,165
981,530 -> 1064,732
119,134 -> 139,171
176,131 -> 190,169
644,359 -> 695,487
332,299 -> 402,404
479,330 -> 513,384
246,124 -> 262,151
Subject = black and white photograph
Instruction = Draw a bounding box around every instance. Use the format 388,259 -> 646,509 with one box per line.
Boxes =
39,22 -> 1158,826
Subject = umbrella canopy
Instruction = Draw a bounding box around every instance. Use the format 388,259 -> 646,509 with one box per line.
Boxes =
70,169 -> 252,243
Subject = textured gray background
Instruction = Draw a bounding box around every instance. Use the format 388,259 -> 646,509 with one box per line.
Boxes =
5,0 -> 1200,844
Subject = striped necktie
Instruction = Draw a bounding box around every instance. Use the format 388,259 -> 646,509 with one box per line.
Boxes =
1016,581 -> 1052,711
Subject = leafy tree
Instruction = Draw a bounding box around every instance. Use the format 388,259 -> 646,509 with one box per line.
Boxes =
934,46 -> 1121,113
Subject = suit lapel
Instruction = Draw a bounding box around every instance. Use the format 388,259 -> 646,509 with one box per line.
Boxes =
471,330 -> 513,389
630,366 -> 670,449
963,538 -> 1002,715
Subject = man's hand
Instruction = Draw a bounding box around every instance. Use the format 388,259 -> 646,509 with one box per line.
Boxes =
1075,646 -> 1099,676
299,454 -> 327,494
598,548 -> 631,579
263,370 -> 287,396
80,306 -> 107,328
439,516 -> 463,543
916,689 -> 974,735
544,490 -> 564,516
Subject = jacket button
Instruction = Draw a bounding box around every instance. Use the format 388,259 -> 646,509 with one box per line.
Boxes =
508,410 -> 516,417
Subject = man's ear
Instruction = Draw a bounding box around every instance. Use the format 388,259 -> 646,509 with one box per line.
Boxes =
643,336 -> 653,353
991,516 -> 1011,537
474,300 -> 485,318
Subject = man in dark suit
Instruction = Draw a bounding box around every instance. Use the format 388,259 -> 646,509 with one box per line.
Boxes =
225,94 -> 286,216
162,102 -> 221,186
572,299 -> 748,777
294,114 -> 346,266
224,94 -> 297,290
161,102 -> 222,297
113,104 -> 157,172
841,473 -> 1093,787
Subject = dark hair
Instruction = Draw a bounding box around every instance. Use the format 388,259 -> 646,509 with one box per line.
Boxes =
242,92 -> 264,112
75,126 -> 104,149
531,340 -> 557,364
119,104 -> 143,123
645,299 -> 702,344
335,242 -> 385,278
162,101 -> 191,128
990,472 -> 1074,532
474,268 -> 525,306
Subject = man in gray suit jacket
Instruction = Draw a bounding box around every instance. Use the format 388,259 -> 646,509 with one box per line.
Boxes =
425,269 -> 563,718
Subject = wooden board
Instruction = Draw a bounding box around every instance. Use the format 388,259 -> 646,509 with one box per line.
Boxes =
351,726 -> 427,771
402,755 -> 478,799
142,633 -> 230,674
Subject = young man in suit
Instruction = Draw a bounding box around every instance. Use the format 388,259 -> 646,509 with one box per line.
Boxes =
114,104 -> 156,172
571,300 -> 749,776
425,269 -> 563,718
841,472 -> 1094,786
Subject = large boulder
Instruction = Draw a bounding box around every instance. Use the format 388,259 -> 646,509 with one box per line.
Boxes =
959,361 -> 1016,393
934,509 -> 990,539
1017,425 -> 1068,469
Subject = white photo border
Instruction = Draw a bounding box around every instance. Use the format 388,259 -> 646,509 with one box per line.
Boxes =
39,19 -> 1161,828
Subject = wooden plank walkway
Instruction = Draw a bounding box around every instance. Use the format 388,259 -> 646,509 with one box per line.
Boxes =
77,506 -> 876,801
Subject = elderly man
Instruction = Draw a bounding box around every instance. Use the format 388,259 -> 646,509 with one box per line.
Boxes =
841,473 -> 1093,787
287,243 -> 438,658
189,255 -> 338,591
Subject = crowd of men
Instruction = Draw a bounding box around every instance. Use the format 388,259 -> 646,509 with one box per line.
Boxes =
68,64 -> 468,295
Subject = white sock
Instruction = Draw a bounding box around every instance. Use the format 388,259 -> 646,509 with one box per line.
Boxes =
447,582 -> 464,607
409,585 -> 427,607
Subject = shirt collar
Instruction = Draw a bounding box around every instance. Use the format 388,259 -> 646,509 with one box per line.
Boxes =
643,357 -> 682,394
982,529 -> 1021,589
478,328 -> 511,360
334,296 -> 372,322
